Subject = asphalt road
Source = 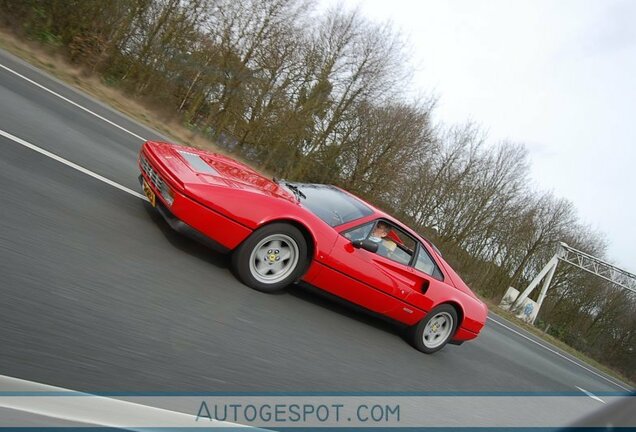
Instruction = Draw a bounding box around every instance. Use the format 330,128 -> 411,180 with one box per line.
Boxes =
0,47 -> 631,400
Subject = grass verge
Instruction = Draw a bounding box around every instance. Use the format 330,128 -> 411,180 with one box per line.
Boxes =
0,27 -> 222,154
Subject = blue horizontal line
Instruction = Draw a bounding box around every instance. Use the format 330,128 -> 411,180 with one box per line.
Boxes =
0,391 -> 632,397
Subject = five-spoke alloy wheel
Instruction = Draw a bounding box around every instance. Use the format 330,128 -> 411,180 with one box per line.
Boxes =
232,223 -> 308,292
409,304 -> 458,354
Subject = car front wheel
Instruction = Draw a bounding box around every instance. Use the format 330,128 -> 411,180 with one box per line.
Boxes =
232,223 -> 308,293
410,304 -> 458,354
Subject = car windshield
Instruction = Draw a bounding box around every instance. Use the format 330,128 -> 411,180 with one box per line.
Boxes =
289,183 -> 374,227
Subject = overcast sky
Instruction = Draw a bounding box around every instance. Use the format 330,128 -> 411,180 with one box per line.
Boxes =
346,0 -> 635,273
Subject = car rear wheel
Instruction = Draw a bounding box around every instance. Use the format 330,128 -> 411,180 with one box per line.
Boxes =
232,223 -> 308,293
409,304 -> 458,354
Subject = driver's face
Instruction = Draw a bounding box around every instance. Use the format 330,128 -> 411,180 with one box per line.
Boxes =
374,226 -> 389,237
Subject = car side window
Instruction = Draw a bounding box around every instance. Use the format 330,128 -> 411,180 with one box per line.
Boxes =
368,220 -> 416,266
343,220 -> 419,266
343,222 -> 374,242
415,244 -> 444,280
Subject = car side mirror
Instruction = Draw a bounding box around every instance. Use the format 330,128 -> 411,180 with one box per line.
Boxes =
351,239 -> 379,253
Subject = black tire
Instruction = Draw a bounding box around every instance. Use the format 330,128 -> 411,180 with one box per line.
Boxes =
232,223 -> 308,293
409,304 -> 458,354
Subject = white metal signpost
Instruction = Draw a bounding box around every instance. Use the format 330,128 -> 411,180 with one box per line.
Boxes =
500,242 -> 636,324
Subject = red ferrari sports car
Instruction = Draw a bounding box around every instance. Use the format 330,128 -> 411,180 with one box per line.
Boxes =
138,141 -> 488,353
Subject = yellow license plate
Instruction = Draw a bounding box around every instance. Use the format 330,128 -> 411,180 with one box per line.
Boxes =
142,179 -> 156,207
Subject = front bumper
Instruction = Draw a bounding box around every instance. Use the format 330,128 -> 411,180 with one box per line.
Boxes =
138,175 -> 230,253
137,150 -> 252,252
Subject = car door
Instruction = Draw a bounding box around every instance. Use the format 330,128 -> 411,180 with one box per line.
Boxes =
310,219 -> 425,323
402,241 -> 450,313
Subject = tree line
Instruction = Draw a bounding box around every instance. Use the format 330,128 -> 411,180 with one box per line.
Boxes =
1,0 -> 632,380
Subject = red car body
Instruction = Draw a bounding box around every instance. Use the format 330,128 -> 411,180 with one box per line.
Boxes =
138,141 -> 488,351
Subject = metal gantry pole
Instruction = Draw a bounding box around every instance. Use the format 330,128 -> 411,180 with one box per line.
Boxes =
509,242 -> 636,325
512,255 -> 559,312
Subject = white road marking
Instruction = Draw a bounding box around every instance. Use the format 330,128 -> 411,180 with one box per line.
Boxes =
576,386 -> 607,404
0,375 -> 242,429
487,316 -> 631,391
0,63 -> 147,141
0,129 -> 147,201
0,57 -> 631,394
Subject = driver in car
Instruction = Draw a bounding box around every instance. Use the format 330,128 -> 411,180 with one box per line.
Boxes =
369,221 -> 397,257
